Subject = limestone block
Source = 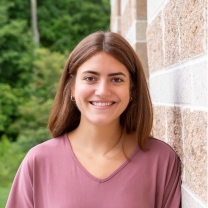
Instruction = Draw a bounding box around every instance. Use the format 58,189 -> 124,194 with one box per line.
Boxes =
166,106 -> 184,176
110,0 -> 121,30
135,42 -> 149,77
182,185 -> 208,208
152,105 -> 166,142
146,12 -> 164,73
136,0 -> 147,20
136,21 -> 148,41
147,0 -> 167,23
172,66 -> 192,104
183,109 -> 207,203
159,71 -> 174,103
121,0 -> 134,36
180,0 -> 205,60
192,61 -> 208,106
149,75 -> 160,102
163,0 -> 182,67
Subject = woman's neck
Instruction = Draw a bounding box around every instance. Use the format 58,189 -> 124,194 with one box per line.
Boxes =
68,119 -> 123,156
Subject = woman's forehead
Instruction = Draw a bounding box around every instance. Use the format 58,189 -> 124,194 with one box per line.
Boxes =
76,52 -> 130,75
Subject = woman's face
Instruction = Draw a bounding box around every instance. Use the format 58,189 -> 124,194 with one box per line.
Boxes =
72,52 -> 131,127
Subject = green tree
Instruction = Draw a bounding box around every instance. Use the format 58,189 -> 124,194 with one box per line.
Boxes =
0,0 -> 110,140
12,48 -> 66,151
37,0 -> 110,52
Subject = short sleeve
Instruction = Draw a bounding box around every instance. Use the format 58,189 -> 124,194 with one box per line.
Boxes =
6,152 -> 34,208
162,154 -> 181,208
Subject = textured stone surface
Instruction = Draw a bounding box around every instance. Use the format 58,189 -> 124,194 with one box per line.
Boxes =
147,0 -> 166,23
159,71 -> 174,103
182,185 -> 208,208
163,0 -> 181,67
149,59 -> 208,105
136,21 -> 148,41
180,0 -> 205,60
136,0 -> 147,19
152,105 -> 166,142
121,0 -> 134,36
172,66 -> 192,104
183,109 -> 207,203
192,61 -> 208,106
110,0 -> 121,31
166,106 -> 184,176
125,21 -> 147,45
206,0 -> 208,51
135,42 -> 148,77
146,12 -> 164,73
149,75 -> 160,102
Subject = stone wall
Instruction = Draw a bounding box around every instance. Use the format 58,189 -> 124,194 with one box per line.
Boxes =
110,0 -> 208,207
111,0 -> 149,77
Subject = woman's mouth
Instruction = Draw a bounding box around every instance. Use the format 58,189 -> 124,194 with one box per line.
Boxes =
90,101 -> 115,107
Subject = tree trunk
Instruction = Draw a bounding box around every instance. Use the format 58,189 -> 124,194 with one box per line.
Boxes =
31,0 -> 39,45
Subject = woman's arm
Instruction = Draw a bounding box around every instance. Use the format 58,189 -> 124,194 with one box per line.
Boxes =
6,152 -> 34,208
162,155 -> 182,208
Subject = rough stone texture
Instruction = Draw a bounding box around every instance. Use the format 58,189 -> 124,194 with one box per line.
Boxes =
136,0 -> 147,20
182,185 -> 208,208
166,106 -> 184,177
149,75 -> 160,102
172,65 -> 193,104
152,105 -> 166,142
125,21 -> 147,45
183,109 -> 207,203
122,0 -> 147,34
180,0 -> 205,60
206,0 -> 208,51
146,12 -> 164,73
159,71 -> 174,103
163,0 -> 181,67
147,0 -> 167,23
136,21 -> 148,41
192,61 -> 208,107
121,0 -> 134,36
135,42 -> 149,77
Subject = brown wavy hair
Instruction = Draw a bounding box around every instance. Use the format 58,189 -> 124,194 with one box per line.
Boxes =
47,31 -> 153,150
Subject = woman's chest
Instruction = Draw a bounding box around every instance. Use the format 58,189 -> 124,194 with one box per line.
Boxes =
33,167 -> 158,208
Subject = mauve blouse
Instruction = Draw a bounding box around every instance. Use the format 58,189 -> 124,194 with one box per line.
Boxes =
6,133 -> 181,208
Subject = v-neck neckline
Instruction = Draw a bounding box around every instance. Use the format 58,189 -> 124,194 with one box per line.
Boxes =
64,133 -> 140,183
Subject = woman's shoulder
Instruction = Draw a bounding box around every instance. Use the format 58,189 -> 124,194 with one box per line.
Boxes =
25,134 -> 68,162
144,137 -> 180,161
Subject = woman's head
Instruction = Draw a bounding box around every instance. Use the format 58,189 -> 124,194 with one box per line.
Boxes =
48,31 -> 153,149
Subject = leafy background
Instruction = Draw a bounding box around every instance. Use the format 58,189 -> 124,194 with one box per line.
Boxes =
0,0 -> 110,206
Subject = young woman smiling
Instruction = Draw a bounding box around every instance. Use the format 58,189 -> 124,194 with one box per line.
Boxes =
6,31 -> 181,208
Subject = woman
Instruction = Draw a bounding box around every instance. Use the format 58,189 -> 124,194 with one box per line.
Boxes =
6,31 -> 181,208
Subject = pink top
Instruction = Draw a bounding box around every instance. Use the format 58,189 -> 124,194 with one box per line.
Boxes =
6,134 -> 181,208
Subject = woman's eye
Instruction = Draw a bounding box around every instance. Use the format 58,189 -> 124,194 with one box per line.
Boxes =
84,77 -> 96,82
112,78 -> 123,83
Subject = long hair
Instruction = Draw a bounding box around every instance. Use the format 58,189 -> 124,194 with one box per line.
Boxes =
47,31 -> 153,150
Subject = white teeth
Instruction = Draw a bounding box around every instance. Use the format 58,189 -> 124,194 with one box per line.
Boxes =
91,102 -> 113,106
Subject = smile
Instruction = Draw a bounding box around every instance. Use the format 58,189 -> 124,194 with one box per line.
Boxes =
90,102 -> 114,106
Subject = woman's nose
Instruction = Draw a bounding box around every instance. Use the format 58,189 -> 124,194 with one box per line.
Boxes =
95,80 -> 111,97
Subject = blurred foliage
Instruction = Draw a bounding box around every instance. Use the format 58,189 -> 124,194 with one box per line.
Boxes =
12,48 -> 66,151
0,135 -> 24,187
0,0 -> 110,188
37,0 -> 110,52
3,0 -> 110,53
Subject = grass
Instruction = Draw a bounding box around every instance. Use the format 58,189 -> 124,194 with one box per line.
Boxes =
0,186 -> 10,208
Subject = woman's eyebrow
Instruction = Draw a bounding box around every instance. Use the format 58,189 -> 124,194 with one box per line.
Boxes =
82,71 -> 126,77
108,72 -> 126,77
82,70 -> 99,75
